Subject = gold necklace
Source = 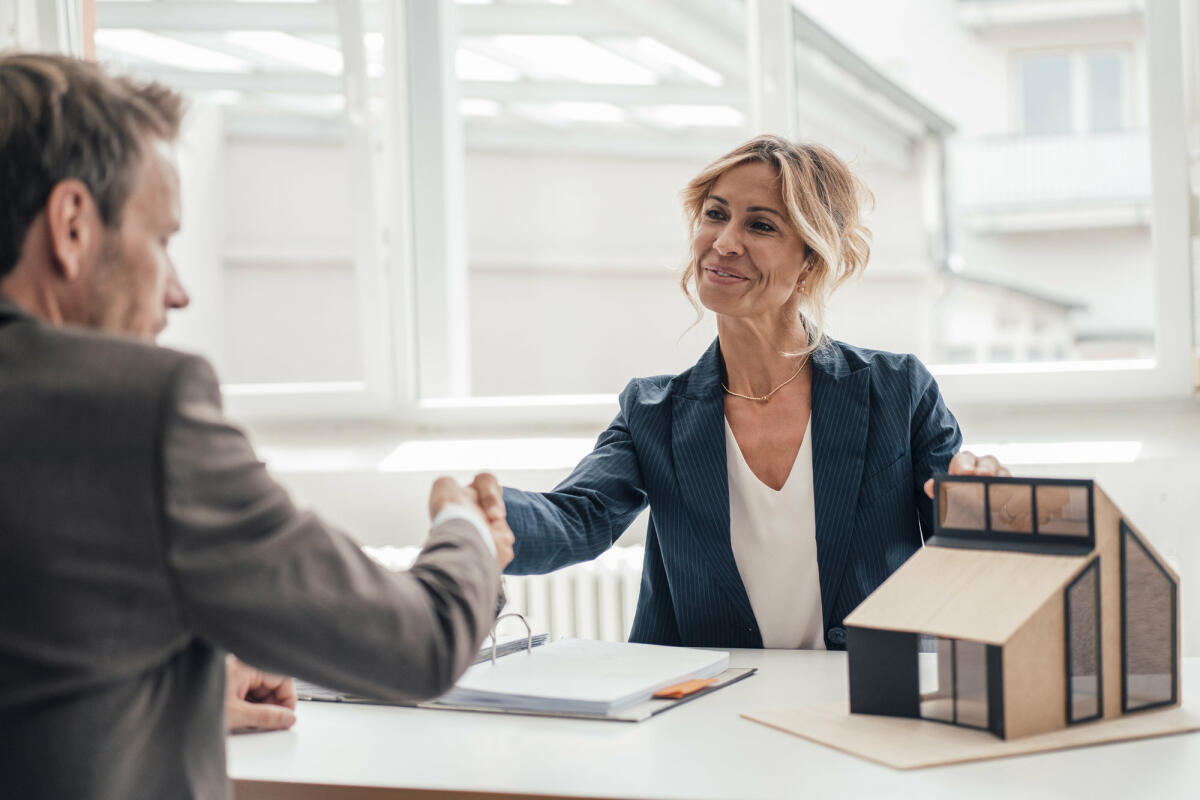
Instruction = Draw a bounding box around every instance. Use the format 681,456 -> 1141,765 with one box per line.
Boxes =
721,353 -> 810,402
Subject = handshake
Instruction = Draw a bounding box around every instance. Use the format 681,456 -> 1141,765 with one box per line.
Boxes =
428,472 -> 515,571
228,472 -> 515,735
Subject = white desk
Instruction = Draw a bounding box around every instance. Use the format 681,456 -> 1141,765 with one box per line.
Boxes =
229,651 -> 1199,800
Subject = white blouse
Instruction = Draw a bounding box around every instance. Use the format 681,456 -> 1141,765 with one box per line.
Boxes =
725,416 -> 825,650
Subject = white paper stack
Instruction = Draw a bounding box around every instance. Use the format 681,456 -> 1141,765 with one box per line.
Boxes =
435,638 -> 730,715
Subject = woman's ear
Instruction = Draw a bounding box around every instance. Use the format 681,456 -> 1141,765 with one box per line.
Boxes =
44,179 -> 104,284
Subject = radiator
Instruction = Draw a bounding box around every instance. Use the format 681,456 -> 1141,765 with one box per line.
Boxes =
364,544 -> 646,642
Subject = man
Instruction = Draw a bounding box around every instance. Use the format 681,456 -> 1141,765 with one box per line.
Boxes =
0,53 -> 513,799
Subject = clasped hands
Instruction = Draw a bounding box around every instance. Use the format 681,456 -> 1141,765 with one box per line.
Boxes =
428,472 -> 514,571
225,474 -> 516,735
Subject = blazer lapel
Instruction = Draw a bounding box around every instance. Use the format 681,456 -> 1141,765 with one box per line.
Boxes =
670,340 -> 759,636
810,342 -> 870,628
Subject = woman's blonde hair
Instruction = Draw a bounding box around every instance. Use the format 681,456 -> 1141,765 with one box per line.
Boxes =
680,135 -> 873,356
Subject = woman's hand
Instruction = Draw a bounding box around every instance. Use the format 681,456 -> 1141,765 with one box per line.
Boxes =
922,450 -> 1010,499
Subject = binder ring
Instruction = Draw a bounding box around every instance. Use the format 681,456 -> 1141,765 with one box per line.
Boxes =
488,612 -> 533,665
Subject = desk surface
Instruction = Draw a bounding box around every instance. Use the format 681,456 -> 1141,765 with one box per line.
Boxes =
228,650 -> 1199,800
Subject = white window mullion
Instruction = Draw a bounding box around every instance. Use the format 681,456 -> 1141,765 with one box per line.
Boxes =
1144,0 -> 1195,396
746,0 -> 796,137
404,0 -> 471,401
335,0 -> 395,416
1070,52 -> 1089,135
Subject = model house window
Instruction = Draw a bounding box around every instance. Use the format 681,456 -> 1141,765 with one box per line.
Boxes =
920,637 -> 954,723
988,482 -> 1032,533
1065,558 -> 1102,724
1121,522 -> 1178,711
1036,484 -> 1091,536
954,640 -> 989,729
918,637 -> 990,730
936,477 -> 1095,549
1018,49 -> 1129,135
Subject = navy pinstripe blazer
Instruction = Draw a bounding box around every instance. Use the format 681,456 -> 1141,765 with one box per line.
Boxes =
503,338 -> 962,650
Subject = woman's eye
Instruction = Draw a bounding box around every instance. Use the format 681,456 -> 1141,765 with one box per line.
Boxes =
751,220 -> 775,233
704,208 -> 726,221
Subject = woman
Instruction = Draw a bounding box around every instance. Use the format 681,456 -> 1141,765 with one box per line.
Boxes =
472,135 -> 1008,650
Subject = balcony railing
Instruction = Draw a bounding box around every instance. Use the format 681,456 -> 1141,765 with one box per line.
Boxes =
955,130 -> 1150,213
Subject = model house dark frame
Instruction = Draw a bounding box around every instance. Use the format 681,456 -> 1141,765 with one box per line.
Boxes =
930,475 -> 1096,555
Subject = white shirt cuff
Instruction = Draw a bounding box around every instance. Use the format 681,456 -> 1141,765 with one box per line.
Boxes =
432,505 -> 496,557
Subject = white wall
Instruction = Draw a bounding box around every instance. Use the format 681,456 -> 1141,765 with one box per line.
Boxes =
963,227 -> 1154,339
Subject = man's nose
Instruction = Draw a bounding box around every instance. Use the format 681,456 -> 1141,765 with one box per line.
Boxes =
165,264 -> 190,310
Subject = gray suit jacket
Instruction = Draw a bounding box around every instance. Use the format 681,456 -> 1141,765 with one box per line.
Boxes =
0,298 -> 501,799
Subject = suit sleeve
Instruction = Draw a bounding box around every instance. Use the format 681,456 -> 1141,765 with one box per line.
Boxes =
504,384 -> 650,575
157,356 -> 500,701
908,355 -> 962,541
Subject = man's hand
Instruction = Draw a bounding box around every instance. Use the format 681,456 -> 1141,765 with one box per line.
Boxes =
923,450 -> 1010,499
225,655 -> 296,733
429,475 -> 514,570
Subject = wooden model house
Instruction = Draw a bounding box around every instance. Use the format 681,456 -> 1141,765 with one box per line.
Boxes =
844,475 -> 1179,740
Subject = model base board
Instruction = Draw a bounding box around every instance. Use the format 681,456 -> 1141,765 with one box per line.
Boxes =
742,702 -> 1200,770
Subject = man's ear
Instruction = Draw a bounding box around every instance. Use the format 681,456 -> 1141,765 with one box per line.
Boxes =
44,179 -> 104,284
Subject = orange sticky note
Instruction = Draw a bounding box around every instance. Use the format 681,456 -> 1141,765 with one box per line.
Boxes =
652,678 -> 718,699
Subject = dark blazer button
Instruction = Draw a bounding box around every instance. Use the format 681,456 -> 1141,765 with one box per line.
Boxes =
827,626 -> 847,646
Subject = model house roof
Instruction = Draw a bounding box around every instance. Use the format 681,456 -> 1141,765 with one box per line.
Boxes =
843,545 -> 1092,645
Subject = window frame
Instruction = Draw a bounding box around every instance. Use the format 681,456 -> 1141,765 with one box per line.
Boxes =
931,475 -> 1096,553
1013,46 -> 1133,136
1119,520 -> 1179,713
93,0 -> 1196,425
1064,557 -> 1104,725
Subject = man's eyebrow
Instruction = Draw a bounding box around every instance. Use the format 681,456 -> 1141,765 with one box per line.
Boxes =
708,195 -> 784,219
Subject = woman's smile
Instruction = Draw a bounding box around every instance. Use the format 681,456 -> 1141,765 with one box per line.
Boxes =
703,265 -> 750,284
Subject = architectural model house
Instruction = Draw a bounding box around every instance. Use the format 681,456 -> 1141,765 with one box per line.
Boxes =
844,475 -> 1179,740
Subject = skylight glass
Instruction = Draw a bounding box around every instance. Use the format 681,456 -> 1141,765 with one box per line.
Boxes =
95,29 -> 253,73
490,35 -> 658,85
457,48 -> 521,82
460,98 -> 502,117
514,101 -> 627,125
222,31 -> 343,75
633,104 -> 745,128
629,37 -> 724,86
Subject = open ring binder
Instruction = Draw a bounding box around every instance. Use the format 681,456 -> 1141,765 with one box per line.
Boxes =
487,612 -> 533,665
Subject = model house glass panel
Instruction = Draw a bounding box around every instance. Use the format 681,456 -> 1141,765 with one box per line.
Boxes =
939,481 -> 985,531
1066,559 -> 1102,723
989,483 -> 1033,533
1122,525 -> 1177,711
920,637 -> 954,723
1036,484 -> 1090,536
955,640 -> 989,729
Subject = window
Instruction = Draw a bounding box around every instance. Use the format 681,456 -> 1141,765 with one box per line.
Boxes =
87,0 -> 1195,424
1121,521 -> 1178,712
1036,484 -> 1091,536
1020,54 -> 1072,135
1087,52 -> 1126,132
988,482 -> 1031,533
94,0 -> 396,419
918,636 -> 993,731
1065,558 -> 1102,724
920,636 -> 954,723
935,476 -> 1094,550
1018,49 -> 1130,135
